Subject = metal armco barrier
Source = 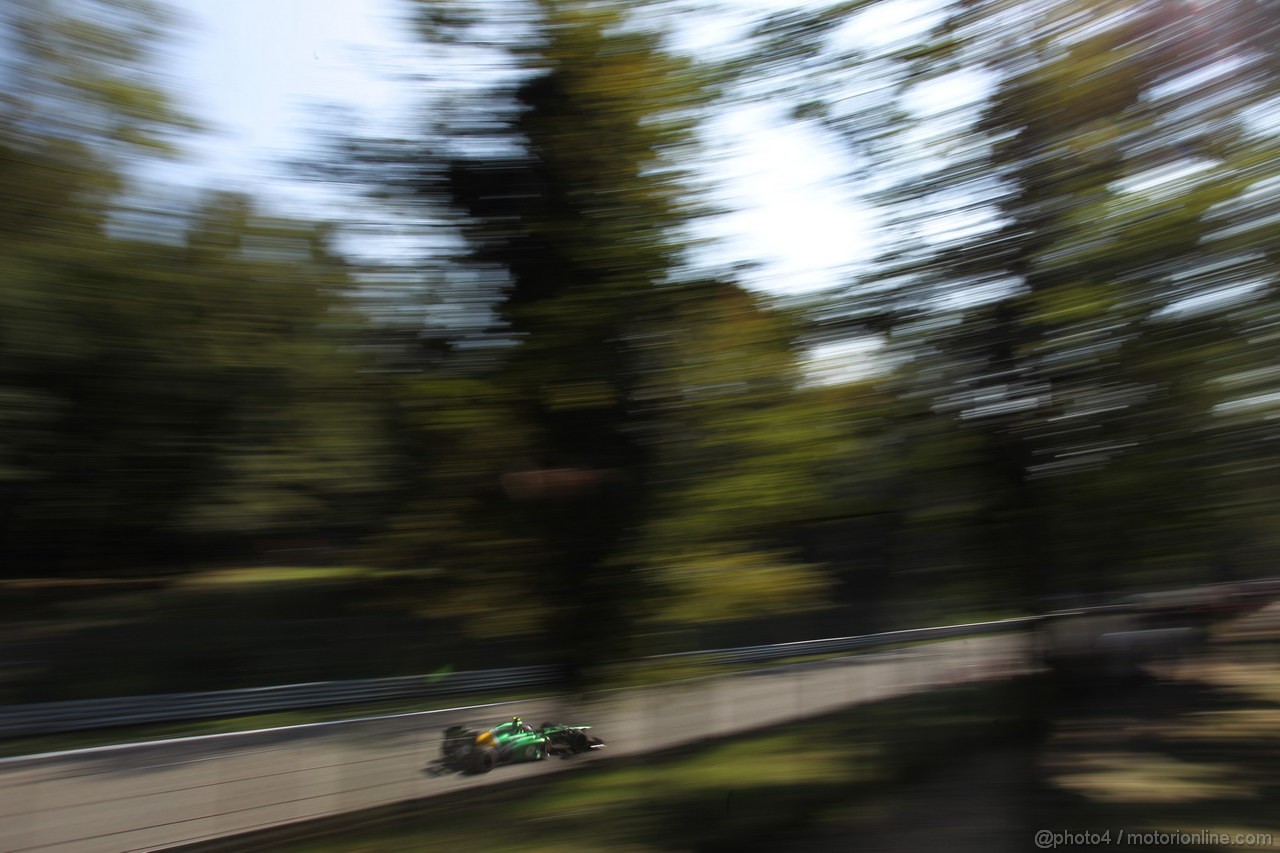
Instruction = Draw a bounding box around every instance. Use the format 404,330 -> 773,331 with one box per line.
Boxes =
653,616 -> 1039,666
5,578 -> 1273,740
0,632 -> 1038,853
0,666 -> 559,739
0,618 -> 1036,739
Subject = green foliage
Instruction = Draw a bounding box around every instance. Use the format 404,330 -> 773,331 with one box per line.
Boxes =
0,189 -> 391,568
649,545 -> 832,624
11,0 -> 1277,676
326,0 -> 846,651
629,284 -> 840,621
0,0 -> 391,570
818,0 -> 1280,599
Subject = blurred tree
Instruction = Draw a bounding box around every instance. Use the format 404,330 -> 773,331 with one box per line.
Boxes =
0,1 -> 393,573
170,194 -> 392,545
0,0 -> 196,157
314,0 -> 844,674
0,0 -> 193,569
630,282 -> 836,628
822,0 -> 1280,602
1,188 -> 389,571
403,0 -> 729,677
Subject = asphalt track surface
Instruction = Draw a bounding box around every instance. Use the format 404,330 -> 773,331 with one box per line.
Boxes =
0,634 -> 1033,852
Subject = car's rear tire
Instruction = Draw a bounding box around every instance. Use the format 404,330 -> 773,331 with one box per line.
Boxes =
441,727 -> 473,764
471,746 -> 498,774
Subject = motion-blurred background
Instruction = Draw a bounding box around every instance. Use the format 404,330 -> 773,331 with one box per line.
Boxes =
3,1 -> 1280,850
1,0 -> 1276,707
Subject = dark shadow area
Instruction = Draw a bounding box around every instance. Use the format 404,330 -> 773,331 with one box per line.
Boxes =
758,643 -> 1279,853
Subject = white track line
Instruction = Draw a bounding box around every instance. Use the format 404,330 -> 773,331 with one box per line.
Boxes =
0,697 -> 547,766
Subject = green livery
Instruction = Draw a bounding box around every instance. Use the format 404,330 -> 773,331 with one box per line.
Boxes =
440,716 -> 605,773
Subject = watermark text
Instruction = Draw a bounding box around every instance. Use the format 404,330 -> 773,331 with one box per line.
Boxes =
1035,829 -> 1273,848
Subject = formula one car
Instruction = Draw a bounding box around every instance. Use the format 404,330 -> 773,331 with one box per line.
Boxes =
440,716 -> 605,773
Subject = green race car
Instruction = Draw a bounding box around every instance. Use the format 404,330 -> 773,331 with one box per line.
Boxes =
440,716 -> 605,773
